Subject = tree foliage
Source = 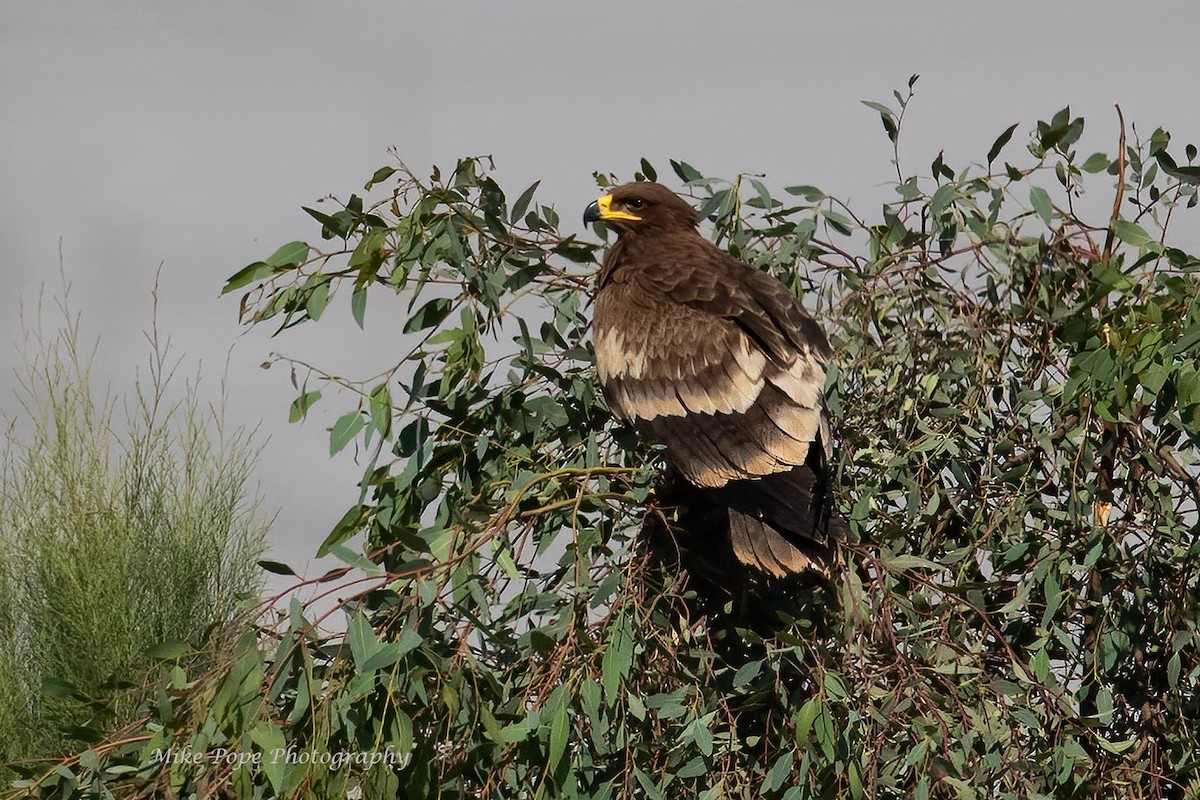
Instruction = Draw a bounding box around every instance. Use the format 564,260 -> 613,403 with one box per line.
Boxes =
13,85 -> 1200,798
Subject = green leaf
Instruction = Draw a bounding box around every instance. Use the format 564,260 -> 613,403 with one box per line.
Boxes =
1112,219 -> 1155,247
732,659 -> 762,688
601,614 -> 633,703
347,611 -> 381,672
881,553 -> 939,571
1030,186 -> 1053,227
479,705 -> 504,743
987,122 -> 1020,165
861,100 -> 895,119
145,641 -> 188,660
696,189 -> 731,221
364,165 -> 396,190
369,383 -> 393,439
305,280 -> 331,321
249,723 -> 289,795
403,297 -> 453,332
639,157 -> 657,182
930,184 -> 956,219
351,284 -> 367,328
1096,687 -> 1114,724
1081,152 -> 1110,173
822,672 -> 847,700
671,160 -> 702,183
266,241 -> 310,268
500,719 -> 533,744
879,113 -> 899,142
288,390 -> 322,423
794,698 -> 819,745
686,714 -> 714,757
1033,647 -> 1050,683
510,180 -> 540,224
317,505 -> 366,557
348,229 -> 385,269
784,184 -> 825,201
303,205 -> 348,238
548,706 -> 570,769
361,640 -> 410,673
632,768 -> 666,800
821,209 -> 854,236
494,545 -> 520,583
748,177 -> 774,210
848,761 -> 865,799
941,777 -> 979,800
1096,736 -> 1138,754
762,752 -> 794,793
328,543 -> 385,576
1156,150 -> 1200,184
330,411 -> 366,456
258,560 -> 297,577
221,261 -> 276,295
813,701 -> 836,761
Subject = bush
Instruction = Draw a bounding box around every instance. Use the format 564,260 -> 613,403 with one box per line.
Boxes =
15,86 -> 1200,798
0,288 -> 268,774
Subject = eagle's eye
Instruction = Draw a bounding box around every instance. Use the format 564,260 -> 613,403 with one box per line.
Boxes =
626,198 -> 647,209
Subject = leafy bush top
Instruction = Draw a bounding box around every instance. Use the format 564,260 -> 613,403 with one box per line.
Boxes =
13,85 -> 1200,799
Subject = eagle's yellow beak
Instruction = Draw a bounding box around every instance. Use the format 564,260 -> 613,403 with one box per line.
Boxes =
583,193 -> 642,225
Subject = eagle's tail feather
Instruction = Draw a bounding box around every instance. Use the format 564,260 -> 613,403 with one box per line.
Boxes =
728,508 -> 823,576
721,457 -> 846,577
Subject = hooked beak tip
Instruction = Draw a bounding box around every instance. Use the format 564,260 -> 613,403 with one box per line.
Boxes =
583,200 -> 602,226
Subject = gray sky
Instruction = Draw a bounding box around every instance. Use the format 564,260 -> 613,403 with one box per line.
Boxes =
4,1 -> 1200,587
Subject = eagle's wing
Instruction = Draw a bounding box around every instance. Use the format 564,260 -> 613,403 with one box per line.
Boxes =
641,252 -> 833,367
596,251 -> 831,492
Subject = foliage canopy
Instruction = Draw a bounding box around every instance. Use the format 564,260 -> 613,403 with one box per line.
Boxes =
13,85 -> 1200,798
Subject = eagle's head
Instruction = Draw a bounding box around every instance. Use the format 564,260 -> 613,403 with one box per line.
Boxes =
583,182 -> 698,234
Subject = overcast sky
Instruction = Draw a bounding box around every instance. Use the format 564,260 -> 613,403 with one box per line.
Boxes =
4,1 -> 1200,589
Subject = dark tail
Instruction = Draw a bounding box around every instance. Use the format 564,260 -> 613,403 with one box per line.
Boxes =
719,444 -> 846,577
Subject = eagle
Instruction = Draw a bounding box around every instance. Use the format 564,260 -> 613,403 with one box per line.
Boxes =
583,181 -> 845,576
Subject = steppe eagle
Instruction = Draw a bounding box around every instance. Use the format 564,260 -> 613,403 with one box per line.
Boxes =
584,181 -> 845,576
